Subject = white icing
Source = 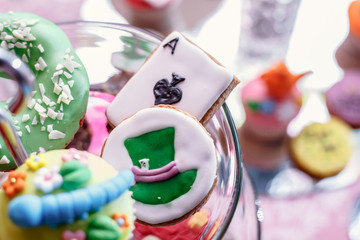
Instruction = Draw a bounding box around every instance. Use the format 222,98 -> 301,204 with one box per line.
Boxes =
102,107 -> 217,224
107,31 -> 233,126
0,156 -> 9,164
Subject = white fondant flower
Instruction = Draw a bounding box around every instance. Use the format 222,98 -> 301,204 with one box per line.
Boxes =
33,166 -> 63,193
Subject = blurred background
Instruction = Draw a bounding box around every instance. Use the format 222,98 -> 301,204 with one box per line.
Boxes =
2,0 -> 360,239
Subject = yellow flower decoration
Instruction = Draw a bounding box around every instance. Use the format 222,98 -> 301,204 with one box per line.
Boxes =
25,153 -> 46,171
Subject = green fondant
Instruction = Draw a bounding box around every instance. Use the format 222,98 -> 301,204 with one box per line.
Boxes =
60,160 -> 91,191
124,127 -> 197,204
247,101 -> 260,111
131,170 -> 197,204
87,215 -> 122,240
0,12 -> 89,171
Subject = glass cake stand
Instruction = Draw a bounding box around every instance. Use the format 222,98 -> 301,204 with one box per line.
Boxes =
56,21 -> 261,240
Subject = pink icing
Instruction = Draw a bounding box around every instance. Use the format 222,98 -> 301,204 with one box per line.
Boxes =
132,161 -> 179,182
86,92 -> 115,156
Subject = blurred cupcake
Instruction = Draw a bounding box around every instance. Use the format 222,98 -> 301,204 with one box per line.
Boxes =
335,0 -> 360,69
241,62 -> 309,141
111,0 -> 184,35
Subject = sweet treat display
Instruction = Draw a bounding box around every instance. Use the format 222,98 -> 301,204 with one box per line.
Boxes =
325,70 -> 360,128
107,31 -> 240,127
335,0 -> 360,69
289,117 -> 353,179
102,105 -> 218,226
0,149 -> 135,240
67,91 -> 115,156
241,62 -> 309,140
0,12 -> 89,171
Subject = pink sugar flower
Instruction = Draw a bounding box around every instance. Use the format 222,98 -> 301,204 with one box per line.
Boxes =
61,230 -> 86,240
61,148 -> 89,166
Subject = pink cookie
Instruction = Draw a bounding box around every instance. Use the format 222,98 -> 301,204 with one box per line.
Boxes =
325,70 -> 360,128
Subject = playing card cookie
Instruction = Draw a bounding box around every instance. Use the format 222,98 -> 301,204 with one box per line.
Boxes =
101,106 -> 218,226
106,31 -> 240,127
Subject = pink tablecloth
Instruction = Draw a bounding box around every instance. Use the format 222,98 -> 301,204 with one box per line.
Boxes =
2,1 -> 360,239
259,181 -> 360,240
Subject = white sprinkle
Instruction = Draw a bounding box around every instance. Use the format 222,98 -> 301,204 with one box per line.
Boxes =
53,83 -> 62,95
26,19 -> 39,26
53,70 -> 63,77
0,156 -> 10,164
34,103 -> 46,113
25,125 -> 31,133
27,48 -> 30,57
26,34 -> 36,41
37,44 -> 44,53
47,124 -> 53,132
22,114 -> 30,122
7,43 -> 14,49
62,85 -> 72,100
65,48 -> 71,54
68,80 -> 74,87
41,126 -> 46,131
56,64 -> 64,70
42,96 -> 51,106
29,43 -> 33,47
17,131 -> 22,137
12,29 -> 25,40
27,99 -> 36,109
59,78 -> 64,87
48,130 -> 66,140
0,23 -> 3,31
64,57 -> 75,73
39,83 -> 46,96
37,99 -> 42,104
64,71 -> 72,79
4,35 -> 13,41
47,108 -> 58,120
49,101 -> 56,107
40,113 -> 47,125
22,54 -> 28,63
0,41 -> 8,50
56,112 -> 64,120
15,42 -> 26,49
60,104 -> 63,111
37,57 -> 47,71
15,126 -> 20,131
31,116 -> 38,125
14,120 -> 19,125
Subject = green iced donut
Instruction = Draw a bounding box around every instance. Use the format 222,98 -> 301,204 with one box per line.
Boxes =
0,12 -> 89,171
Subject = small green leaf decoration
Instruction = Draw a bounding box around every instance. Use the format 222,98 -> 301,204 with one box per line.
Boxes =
247,101 -> 260,111
59,160 -> 91,191
87,215 -> 122,240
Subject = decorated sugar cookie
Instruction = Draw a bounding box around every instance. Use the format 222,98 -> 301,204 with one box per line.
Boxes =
0,149 -> 135,240
106,31 -> 239,127
0,12 -> 89,171
101,106 -> 217,225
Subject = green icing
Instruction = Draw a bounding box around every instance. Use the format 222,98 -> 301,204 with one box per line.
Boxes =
60,160 -> 91,191
130,170 -> 197,204
247,101 -> 260,111
87,215 -> 122,240
0,12 -> 89,171
124,127 -> 197,205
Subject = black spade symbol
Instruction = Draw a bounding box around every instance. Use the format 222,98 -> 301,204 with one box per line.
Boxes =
153,73 -> 185,105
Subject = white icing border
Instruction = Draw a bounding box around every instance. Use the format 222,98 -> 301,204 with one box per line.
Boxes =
102,107 -> 217,224
107,31 -> 233,126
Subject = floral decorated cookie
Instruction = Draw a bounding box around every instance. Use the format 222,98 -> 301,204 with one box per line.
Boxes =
106,31 -> 240,127
0,149 -> 135,240
102,105 -> 217,226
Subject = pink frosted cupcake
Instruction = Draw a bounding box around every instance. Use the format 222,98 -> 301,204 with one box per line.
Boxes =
325,70 -> 360,128
241,62 -> 309,141
111,0 -> 183,35
335,0 -> 360,69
